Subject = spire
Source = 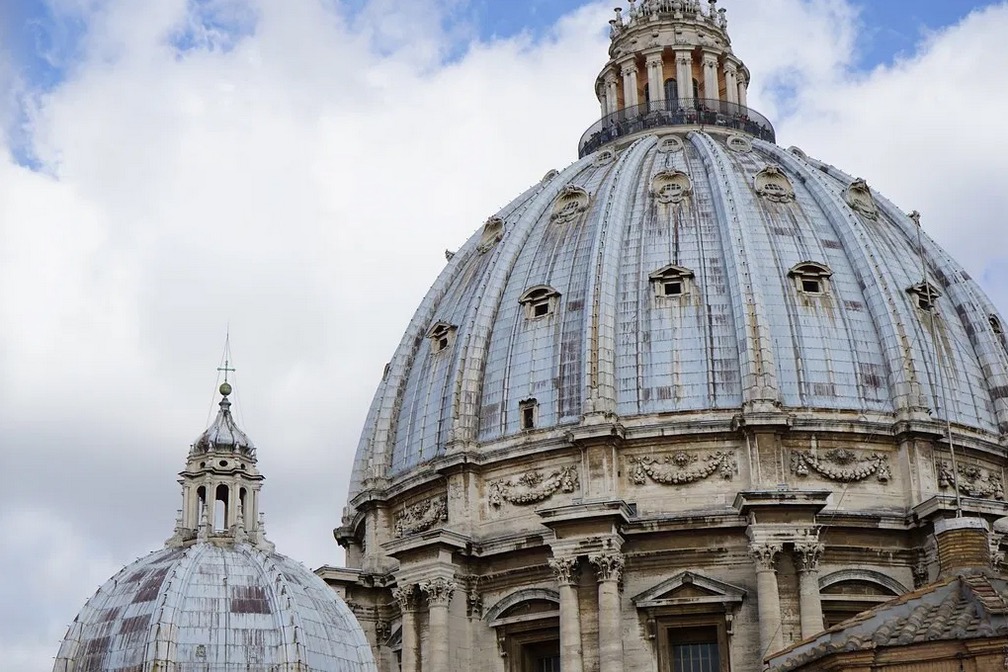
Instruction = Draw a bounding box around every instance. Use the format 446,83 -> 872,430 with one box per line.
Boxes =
580,0 -> 775,157
170,356 -> 271,550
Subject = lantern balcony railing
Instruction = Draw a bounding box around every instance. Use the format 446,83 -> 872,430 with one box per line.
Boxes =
578,98 -> 776,158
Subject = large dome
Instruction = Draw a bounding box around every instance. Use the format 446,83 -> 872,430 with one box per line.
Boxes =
348,129 -> 1008,503
53,542 -> 375,671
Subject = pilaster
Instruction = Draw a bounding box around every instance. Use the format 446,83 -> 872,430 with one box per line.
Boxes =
794,540 -> 825,639
549,556 -> 584,672
590,552 -> 625,672
393,584 -> 420,672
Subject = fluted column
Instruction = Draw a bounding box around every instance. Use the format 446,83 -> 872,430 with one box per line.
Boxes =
737,72 -> 748,107
794,542 -> 825,639
604,72 -> 620,115
393,585 -> 419,672
675,50 -> 692,106
621,61 -> 639,108
419,577 -> 456,672
702,51 -> 720,101
750,543 -> 784,656
549,557 -> 584,672
645,52 -> 664,105
723,62 -> 738,105
590,552 -> 625,672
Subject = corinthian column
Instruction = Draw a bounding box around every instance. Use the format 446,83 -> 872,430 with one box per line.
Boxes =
621,62 -> 639,108
590,552 -> 625,672
723,62 -> 739,105
675,50 -> 692,106
548,557 -> 584,672
702,51 -> 720,101
645,53 -> 664,106
393,585 -> 419,672
604,72 -> 620,116
794,542 -> 825,639
419,577 -> 456,672
750,543 -> 784,656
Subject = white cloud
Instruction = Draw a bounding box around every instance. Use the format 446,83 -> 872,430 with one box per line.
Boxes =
1,1 -> 1007,669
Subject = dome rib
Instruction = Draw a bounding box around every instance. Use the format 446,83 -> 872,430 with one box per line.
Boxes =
693,132 -> 781,409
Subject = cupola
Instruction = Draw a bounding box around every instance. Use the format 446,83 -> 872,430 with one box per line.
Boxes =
580,0 -> 774,156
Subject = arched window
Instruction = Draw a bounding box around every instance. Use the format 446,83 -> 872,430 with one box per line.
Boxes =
519,286 -> 561,320
818,570 -> 906,628
789,262 -> 833,296
664,78 -> 678,106
214,483 -> 229,531
485,589 -> 560,671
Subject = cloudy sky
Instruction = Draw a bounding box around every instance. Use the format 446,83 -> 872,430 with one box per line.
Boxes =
2,0 -> 1007,668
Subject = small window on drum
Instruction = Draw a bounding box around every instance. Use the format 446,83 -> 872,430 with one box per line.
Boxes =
426,321 -> 458,353
519,285 -> 561,320
789,262 -> 832,296
519,398 -> 538,431
907,281 -> 941,312
650,265 -> 695,299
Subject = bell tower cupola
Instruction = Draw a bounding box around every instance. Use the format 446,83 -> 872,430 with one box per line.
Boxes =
167,372 -> 272,551
579,0 -> 774,157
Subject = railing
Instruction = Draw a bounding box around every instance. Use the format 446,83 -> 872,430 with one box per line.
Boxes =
578,98 -> 776,158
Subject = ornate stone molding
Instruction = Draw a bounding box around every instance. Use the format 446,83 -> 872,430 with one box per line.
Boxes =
650,170 -> 693,205
488,465 -> 579,507
461,575 -> 483,618
628,451 -> 736,486
393,584 -> 418,612
794,542 -> 824,572
937,461 -> 1005,500
790,448 -> 891,484
589,552 -> 624,584
393,496 -> 448,538
548,556 -> 580,586
551,186 -> 591,223
726,134 -> 752,153
593,148 -> 617,166
754,164 -> 796,203
657,135 -> 684,153
419,577 -> 457,607
844,178 -> 878,220
749,543 -> 782,571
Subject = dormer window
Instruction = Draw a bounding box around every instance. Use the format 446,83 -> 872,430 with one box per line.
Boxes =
519,398 -> 538,430
991,315 -> 1004,336
649,265 -> 695,299
519,285 -> 561,319
427,322 -> 458,353
907,282 -> 941,312
789,262 -> 832,296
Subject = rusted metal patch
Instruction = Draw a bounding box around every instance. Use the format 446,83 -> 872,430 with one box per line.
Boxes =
231,585 -> 272,614
118,614 -> 150,635
132,566 -> 169,603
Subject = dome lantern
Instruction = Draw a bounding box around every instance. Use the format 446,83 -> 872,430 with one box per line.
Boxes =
581,0 -> 774,156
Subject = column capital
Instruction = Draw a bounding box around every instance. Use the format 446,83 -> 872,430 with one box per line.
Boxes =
701,51 -> 720,67
589,552 -> 625,584
794,541 -> 825,572
549,556 -> 581,586
645,52 -> 664,66
749,542 -> 782,571
419,576 -> 457,607
621,64 -> 637,78
393,584 -> 418,612
603,69 -> 620,85
675,51 -> 693,65
722,60 -> 738,75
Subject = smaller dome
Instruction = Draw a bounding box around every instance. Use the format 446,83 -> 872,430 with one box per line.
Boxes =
193,389 -> 255,455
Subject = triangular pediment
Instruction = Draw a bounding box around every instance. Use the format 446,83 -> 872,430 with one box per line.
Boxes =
632,571 -> 746,609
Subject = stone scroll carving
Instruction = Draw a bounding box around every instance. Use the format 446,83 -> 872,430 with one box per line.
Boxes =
650,170 -> 693,205
790,448 -> 891,484
754,164 -> 796,203
844,178 -> 879,220
393,496 -> 448,538
937,461 -> 1005,500
550,186 -> 591,223
627,451 -> 736,486
488,465 -> 579,507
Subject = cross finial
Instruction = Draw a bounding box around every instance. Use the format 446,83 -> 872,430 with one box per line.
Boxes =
217,330 -> 236,383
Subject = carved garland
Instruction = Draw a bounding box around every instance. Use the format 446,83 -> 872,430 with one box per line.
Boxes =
937,461 -> 1005,500
628,451 -> 736,486
488,465 -> 579,507
393,496 -> 448,538
790,448 -> 891,483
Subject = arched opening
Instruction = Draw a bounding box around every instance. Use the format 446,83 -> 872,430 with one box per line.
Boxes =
239,487 -> 247,527
486,590 -> 560,672
664,78 -> 678,108
819,570 -> 905,628
215,483 -> 229,531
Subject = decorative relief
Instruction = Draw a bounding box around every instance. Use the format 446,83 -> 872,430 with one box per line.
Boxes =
477,217 -> 504,253
749,543 -> 782,571
488,465 -> 579,507
844,178 -> 879,220
550,186 -> 591,223
393,584 -> 418,612
790,448 -> 891,483
754,164 -> 796,203
393,496 -> 447,538
589,552 -> 624,584
793,542 -> 824,572
726,134 -> 753,153
627,451 -> 736,486
657,135 -> 684,153
462,575 -> 483,618
548,556 -> 580,586
650,170 -> 693,205
419,577 -> 457,607
541,169 -> 559,184
593,148 -> 617,166
937,461 -> 1005,500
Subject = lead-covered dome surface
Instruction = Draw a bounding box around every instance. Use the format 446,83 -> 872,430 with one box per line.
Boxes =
348,131 -> 1008,504
53,541 -> 376,671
